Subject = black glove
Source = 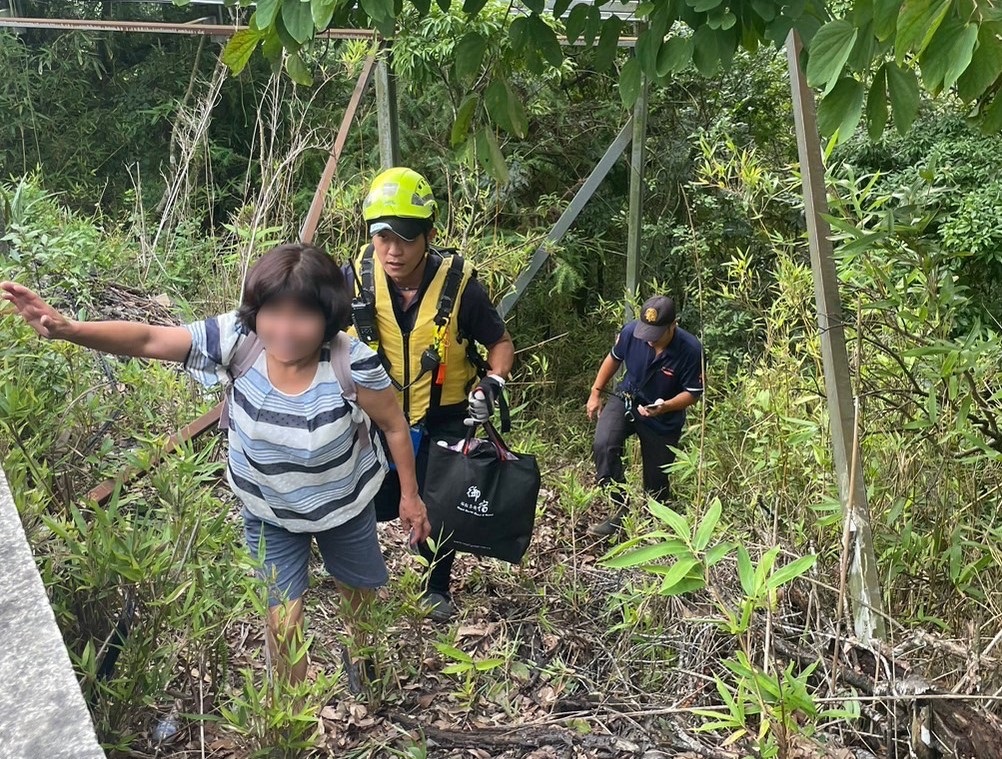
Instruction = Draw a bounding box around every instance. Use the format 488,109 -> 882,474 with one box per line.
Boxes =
464,374 -> 505,426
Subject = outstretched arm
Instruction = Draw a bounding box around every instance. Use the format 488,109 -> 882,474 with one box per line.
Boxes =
2,281 -> 192,363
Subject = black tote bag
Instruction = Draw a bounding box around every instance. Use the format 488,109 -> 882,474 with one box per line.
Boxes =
423,422 -> 540,564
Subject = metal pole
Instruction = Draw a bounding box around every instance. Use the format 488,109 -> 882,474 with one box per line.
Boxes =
786,30 -> 885,643
0,16 -> 375,37
625,70 -> 648,320
375,43 -> 401,169
499,118 -> 634,319
299,50 -> 378,243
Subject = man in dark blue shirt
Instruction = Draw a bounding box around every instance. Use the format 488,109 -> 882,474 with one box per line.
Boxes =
586,296 -> 704,536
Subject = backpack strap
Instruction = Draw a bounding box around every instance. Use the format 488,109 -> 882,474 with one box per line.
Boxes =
219,331 -> 264,430
330,332 -> 372,453
433,252 -> 466,327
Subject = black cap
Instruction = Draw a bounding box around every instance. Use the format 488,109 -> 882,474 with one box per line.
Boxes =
368,216 -> 431,242
634,296 -> 677,342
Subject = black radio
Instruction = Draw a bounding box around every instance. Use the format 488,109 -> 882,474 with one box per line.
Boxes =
351,293 -> 379,346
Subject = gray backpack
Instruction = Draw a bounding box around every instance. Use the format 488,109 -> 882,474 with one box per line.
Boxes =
219,331 -> 370,451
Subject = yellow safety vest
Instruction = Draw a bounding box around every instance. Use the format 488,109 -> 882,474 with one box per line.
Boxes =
351,248 -> 480,424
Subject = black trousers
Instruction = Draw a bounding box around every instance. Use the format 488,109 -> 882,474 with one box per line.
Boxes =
373,417 -> 467,596
593,399 -> 680,506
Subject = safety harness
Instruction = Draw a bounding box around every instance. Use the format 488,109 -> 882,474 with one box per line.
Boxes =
351,244 -> 509,430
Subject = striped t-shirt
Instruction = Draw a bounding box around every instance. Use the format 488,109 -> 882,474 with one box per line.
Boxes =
184,312 -> 391,533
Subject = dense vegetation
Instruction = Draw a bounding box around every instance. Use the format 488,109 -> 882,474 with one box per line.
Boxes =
2,2 -> 1002,756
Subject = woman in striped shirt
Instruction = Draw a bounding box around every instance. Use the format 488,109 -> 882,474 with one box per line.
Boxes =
1,243 -> 430,683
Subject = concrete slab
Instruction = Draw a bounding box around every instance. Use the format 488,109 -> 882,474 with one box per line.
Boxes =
0,467 -> 105,758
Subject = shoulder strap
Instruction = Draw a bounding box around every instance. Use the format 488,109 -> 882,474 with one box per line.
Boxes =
330,331 -> 356,401
359,244 -> 376,298
433,252 -> 467,326
219,331 -> 264,430
330,332 -> 372,453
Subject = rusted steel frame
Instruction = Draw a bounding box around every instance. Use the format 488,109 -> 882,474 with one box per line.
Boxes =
85,405 -> 223,505
85,44 -> 377,507
299,47 -> 378,243
0,17 -> 375,39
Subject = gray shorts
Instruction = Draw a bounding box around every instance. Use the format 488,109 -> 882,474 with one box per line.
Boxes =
243,504 -> 388,607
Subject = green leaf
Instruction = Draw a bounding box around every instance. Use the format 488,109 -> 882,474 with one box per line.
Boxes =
686,0 -> 721,11
737,545 -> 755,595
806,20 -> 859,96
281,0 -> 314,43
692,25 -> 722,76
253,0 -> 280,29
435,643 -> 474,663
565,4 -> 591,44
551,0 -> 574,18
767,554 -> 817,590
661,575 -> 706,596
949,26 -> 983,91
509,16 -> 530,51
262,24 -> 284,59
601,540 -> 689,569
866,65 -> 888,139
412,0 -> 430,13
436,0 -> 451,10
918,19 -> 977,93
873,0 -> 900,40
817,76 -> 865,140
454,32 -> 487,82
311,0 -> 336,30
957,23 -> 1002,101
648,500 -> 691,542
886,62 -> 919,132
635,26 -> 663,78
895,0 -> 950,64
221,28 -> 265,75
847,19 -> 877,72
594,17 -> 623,72
754,546 -> 780,589
619,56 -> 643,108
474,657 -> 505,671
484,79 -> 528,137
978,90 -> 1002,131
285,50 -> 313,85
752,0 -> 775,21
694,499 -> 722,552
529,15 -> 564,68
463,0 -> 490,15
657,557 -> 703,594
482,79 -> 509,131
704,542 -> 733,567
475,127 -> 509,183
657,35 -> 693,76
451,94 -> 478,148
360,0 -> 393,23
583,4 -> 603,46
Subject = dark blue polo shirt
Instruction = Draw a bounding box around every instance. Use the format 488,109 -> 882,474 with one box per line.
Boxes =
611,321 -> 704,436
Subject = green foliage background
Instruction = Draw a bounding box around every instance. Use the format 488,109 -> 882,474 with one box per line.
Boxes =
2,0 -> 1002,753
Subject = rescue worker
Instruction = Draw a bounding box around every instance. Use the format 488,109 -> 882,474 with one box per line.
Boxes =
348,167 -> 515,620
586,295 -> 704,536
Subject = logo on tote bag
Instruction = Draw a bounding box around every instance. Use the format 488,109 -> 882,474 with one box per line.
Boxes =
459,485 -> 492,516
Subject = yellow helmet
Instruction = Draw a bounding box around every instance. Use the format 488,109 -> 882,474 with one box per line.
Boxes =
362,167 -> 437,222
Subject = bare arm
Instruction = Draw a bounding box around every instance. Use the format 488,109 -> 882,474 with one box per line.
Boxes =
355,384 -> 431,544
484,330 -> 514,378
2,281 -> 191,362
587,353 -> 622,421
